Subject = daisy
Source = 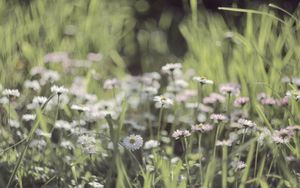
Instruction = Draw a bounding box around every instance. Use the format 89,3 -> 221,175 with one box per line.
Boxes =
210,113 -> 228,122
191,123 -> 214,133
22,114 -> 36,121
237,118 -> 256,128
144,140 -> 160,150
161,63 -> 182,75
2,89 -> 20,98
193,76 -> 213,85
123,134 -> 143,151
51,85 -> 68,95
234,97 -> 249,107
32,96 -> 48,106
172,129 -> 191,140
216,139 -> 233,146
219,83 -> 240,96
103,78 -> 119,89
153,95 -> 174,108
71,104 -> 89,112
24,80 -> 41,91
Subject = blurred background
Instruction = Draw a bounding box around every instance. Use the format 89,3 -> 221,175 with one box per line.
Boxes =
1,0 -> 300,94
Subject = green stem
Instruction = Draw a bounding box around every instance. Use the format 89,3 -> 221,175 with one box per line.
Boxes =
222,145 -> 228,188
157,107 -> 164,140
198,134 -> 203,184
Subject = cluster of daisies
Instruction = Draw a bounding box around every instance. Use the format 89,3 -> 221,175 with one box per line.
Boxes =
1,53 -> 300,187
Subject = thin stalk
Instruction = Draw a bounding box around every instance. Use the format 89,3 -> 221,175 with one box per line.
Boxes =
222,145 -> 228,188
183,138 -> 191,184
198,134 -> 203,184
157,107 -> 164,140
50,94 -> 60,133
213,125 -> 221,158
253,142 -> 259,179
0,138 -> 26,154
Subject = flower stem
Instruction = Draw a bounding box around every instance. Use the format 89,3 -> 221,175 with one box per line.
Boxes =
157,107 -> 164,140
222,145 -> 228,188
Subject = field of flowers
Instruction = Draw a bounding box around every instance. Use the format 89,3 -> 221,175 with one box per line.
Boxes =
1,0 -> 300,188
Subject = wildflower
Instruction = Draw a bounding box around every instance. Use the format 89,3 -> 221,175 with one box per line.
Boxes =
24,80 -> 41,91
193,76 -> 213,85
172,129 -> 191,140
51,85 -> 68,95
88,181 -> 104,188
55,120 -> 72,130
60,140 -> 74,150
176,89 -> 197,103
40,70 -> 60,85
216,139 -> 232,146
219,83 -> 240,96
22,114 -> 36,121
153,95 -> 174,108
203,93 -> 225,105
143,86 -> 158,96
167,80 -> 188,93
161,63 -> 182,75
234,97 -> 249,107
33,96 -> 47,106
276,96 -> 289,106
272,128 -> 295,144
44,52 -> 69,64
237,118 -> 256,128
191,123 -> 213,133
2,89 -> 20,98
123,134 -> 143,151
103,78 -> 119,89
231,161 -> 247,171
8,119 -> 20,128
210,113 -> 228,122
286,90 -> 300,101
144,140 -> 160,149
260,97 -> 276,106
71,104 -> 89,112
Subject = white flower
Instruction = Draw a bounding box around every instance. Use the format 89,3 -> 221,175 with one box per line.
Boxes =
161,63 -> 182,74
88,181 -> 104,188
2,89 -> 20,98
22,114 -> 36,121
50,85 -> 68,95
143,87 -> 158,96
24,80 -> 41,91
219,83 -> 240,96
231,160 -> 247,171
8,119 -> 20,128
234,97 -> 249,107
237,118 -> 256,128
153,95 -> 174,108
210,114 -> 228,122
33,96 -> 48,106
123,134 -> 143,151
103,78 -> 119,89
193,76 -> 213,85
172,129 -> 191,140
55,120 -> 72,130
191,123 -> 213,133
216,139 -> 232,146
71,104 -> 89,112
144,140 -> 160,149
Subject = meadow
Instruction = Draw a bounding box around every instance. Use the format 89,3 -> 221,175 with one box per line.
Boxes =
0,0 -> 300,187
